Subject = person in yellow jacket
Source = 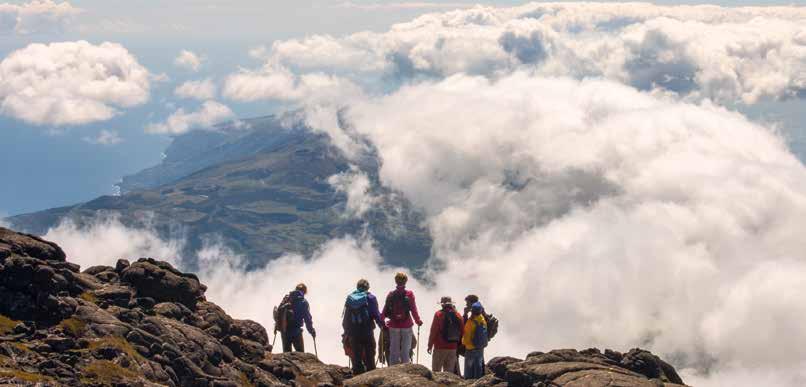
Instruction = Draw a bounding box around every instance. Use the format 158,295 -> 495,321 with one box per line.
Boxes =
462,302 -> 487,379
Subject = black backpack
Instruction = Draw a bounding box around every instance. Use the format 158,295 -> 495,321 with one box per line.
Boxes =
441,310 -> 462,343
485,313 -> 499,340
273,293 -> 295,333
384,290 -> 410,323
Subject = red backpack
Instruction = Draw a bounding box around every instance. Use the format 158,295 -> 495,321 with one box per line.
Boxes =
384,289 -> 411,323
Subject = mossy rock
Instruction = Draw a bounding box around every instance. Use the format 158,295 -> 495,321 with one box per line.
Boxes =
81,360 -> 138,384
79,291 -> 98,304
59,317 -> 87,337
88,336 -> 145,363
0,367 -> 51,383
0,315 -> 19,335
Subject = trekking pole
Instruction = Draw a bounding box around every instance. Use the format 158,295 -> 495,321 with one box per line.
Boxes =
416,325 -> 420,364
313,336 -> 319,360
271,331 -> 277,353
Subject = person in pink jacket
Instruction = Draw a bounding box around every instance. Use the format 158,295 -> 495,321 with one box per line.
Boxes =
380,272 -> 423,365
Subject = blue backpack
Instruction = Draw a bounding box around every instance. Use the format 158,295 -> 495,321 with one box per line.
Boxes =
472,320 -> 489,349
345,291 -> 372,334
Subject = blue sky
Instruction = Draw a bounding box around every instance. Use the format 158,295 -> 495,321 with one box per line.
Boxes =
1,0 -> 805,216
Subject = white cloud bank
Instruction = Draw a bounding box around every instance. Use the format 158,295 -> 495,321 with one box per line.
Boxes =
0,40 -> 150,126
308,72 -> 806,386
231,2 -> 806,105
174,78 -> 217,100
0,0 -> 79,35
146,100 -> 234,135
43,217 -> 183,270
44,72 -> 806,386
174,50 -> 204,72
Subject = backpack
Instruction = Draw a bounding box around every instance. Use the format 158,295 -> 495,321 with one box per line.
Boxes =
344,291 -> 372,334
441,310 -> 462,343
273,293 -> 295,333
384,290 -> 411,323
472,319 -> 488,349
485,313 -> 499,340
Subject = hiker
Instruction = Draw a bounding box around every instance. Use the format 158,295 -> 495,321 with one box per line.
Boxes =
462,302 -> 488,379
380,272 -> 423,365
342,279 -> 385,375
455,294 -> 499,375
427,296 -> 463,372
274,283 -> 316,353
463,295 -> 498,341
377,326 -> 417,366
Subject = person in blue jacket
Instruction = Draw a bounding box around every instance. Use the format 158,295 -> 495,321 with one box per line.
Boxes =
282,283 -> 316,352
342,279 -> 385,374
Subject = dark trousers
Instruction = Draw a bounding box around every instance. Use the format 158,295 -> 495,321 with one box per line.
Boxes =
464,349 -> 484,379
282,331 -> 305,353
349,333 -> 377,375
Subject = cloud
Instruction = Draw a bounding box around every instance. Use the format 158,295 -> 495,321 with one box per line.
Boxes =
328,168 -> 377,218
334,2 -> 475,11
43,216 -> 183,270
44,72 -> 806,385
146,100 -> 234,135
0,0 -> 80,35
299,72 -> 806,384
174,78 -> 217,100
223,65 -> 363,104
240,3 -> 806,105
0,40 -> 151,126
248,45 -> 269,60
82,129 -> 122,145
174,50 -> 204,72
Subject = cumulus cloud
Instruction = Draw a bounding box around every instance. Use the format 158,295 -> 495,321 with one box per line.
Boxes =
146,100 -> 234,135
82,129 -> 122,145
174,50 -> 204,72
335,2 -> 475,11
174,78 -> 217,100
0,0 -> 80,35
0,40 -> 150,126
223,65 -> 363,104
238,3 -> 806,105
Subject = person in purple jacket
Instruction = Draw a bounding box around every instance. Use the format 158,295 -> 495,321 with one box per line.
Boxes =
380,272 -> 423,365
281,283 -> 315,353
342,279 -> 385,374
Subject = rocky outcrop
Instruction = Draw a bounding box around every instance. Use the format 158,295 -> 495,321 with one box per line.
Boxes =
0,227 -> 347,386
347,349 -> 685,387
0,227 -> 687,386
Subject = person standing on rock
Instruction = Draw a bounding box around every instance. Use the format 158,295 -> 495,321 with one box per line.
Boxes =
462,302 -> 488,379
275,283 -> 316,353
427,296 -> 463,373
381,272 -> 423,365
455,294 -> 499,375
342,279 -> 385,375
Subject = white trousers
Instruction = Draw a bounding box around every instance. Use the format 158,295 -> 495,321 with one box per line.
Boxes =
388,327 -> 413,365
